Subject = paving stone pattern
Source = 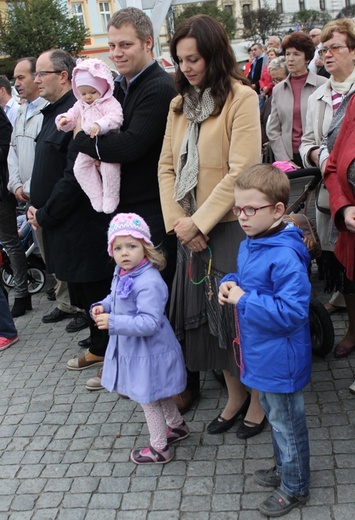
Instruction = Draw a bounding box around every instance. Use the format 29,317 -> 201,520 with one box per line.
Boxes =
0,270 -> 354,519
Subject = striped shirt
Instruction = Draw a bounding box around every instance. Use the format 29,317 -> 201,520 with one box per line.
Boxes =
331,89 -> 343,114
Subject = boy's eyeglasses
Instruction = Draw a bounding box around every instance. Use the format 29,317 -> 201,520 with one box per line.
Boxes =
232,204 -> 275,217
318,45 -> 348,57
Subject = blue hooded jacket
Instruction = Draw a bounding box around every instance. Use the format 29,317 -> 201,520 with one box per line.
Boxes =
221,223 -> 312,393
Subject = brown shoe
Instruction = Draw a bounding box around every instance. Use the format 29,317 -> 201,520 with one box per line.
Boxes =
173,388 -> 200,414
86,368 -> 104,391
66,354 -> 104,371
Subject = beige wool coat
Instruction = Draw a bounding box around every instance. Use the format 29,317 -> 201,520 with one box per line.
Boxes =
267,71 -> 327,162
158,80 -> 261,235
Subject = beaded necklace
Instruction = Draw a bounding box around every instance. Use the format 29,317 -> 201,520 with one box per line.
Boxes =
188,245 -> 213,300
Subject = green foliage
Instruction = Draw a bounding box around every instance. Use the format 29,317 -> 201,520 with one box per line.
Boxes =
291,9 -> 331,30
336,6 -> 355,19
242,4 -> 283,44
174,2 -> 237,40
0,0 -> 88,62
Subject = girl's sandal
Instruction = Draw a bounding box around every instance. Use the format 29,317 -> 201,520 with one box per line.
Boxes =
130,445 -> 172,464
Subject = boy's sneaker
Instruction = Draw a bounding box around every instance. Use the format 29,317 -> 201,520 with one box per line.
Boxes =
259,487 -> 309,517
254,466 -> 281,487
0,336 -> 19,352
130,445 -> 172,465
166,420 -> 190,444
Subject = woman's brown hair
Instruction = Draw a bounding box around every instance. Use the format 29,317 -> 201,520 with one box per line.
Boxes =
281,32 -> 315,62
170,14 -> 250,114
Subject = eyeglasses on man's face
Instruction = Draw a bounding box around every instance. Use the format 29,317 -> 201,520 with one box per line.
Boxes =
33,70 -> 62,78
318,45 -> 349,57
232,204 -> 275,217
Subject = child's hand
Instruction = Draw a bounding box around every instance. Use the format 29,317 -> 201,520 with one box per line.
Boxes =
90,123 -> 100,138
219,281 -> 245,306
95,313 -> 109,330
227,285 -> 246,305
56,117 -> 68,131
218,281 -> 236,306
92,305 -> 104,316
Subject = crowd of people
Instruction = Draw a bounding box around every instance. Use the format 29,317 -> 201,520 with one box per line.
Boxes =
1,7 -> 355,518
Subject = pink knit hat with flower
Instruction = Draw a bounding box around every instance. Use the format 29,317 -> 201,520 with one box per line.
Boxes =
107,213 -> 153,256
75,70 -> 108,97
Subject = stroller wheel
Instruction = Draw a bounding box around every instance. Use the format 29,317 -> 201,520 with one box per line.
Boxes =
27,267 -> 46,294
310,297 -> 335,357
1,268 -> 15,289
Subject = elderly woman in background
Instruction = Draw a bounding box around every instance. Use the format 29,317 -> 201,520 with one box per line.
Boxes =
259,47 -> 279,109
267,32 -> 327,167
300,18 -> 355,331
159,15 -> 266,439
261,56 -> 288,149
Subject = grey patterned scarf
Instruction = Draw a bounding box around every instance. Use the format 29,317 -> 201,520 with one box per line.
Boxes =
173,87 -> 215,215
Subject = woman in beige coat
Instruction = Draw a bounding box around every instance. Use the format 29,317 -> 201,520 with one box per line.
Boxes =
158,15 -> 266,439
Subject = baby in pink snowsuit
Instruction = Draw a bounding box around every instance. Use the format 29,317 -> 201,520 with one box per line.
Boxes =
56,58 -> 123,214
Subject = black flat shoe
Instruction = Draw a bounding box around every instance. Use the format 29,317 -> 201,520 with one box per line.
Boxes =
78,337 -> 92,348
259,487 -> 309,517
236,415 -> 267,439
207,393 -> 251,434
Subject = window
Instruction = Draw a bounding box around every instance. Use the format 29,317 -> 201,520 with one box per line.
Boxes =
224,5 -> 233,17
242,4 -> 250,13
276,0 -> 283,14
99,2 -> 111,30
72,3 -> 85,26
319,0 -> 325,10
299,0 -> 305,9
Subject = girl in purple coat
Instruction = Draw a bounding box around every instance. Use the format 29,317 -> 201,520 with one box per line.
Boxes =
92,213 -> 189,464
56,58 -> 123,214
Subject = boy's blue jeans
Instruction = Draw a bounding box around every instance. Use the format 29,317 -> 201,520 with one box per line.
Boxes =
259,390 -> 310,497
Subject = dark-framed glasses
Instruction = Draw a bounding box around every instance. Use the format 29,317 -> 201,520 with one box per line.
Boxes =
33,70 -> 62,78
318,45 -> 348,57
232,204 -> 275,217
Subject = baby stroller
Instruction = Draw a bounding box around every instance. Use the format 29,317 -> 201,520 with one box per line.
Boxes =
0,217 -> 46,295
286,167 -> 334,357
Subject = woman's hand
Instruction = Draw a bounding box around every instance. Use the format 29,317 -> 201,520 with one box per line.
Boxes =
343,206 -> 355,233
309,148 -> 319,167
174,217 -> 200,244
186,232 -> 209,252
289,161 -> 301,170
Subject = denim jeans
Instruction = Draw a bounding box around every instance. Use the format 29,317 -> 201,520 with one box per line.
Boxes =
259,390 -> 310,497
0,286 -> 17,338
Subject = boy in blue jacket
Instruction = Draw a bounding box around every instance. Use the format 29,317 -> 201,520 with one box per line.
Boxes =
219,164 -> 312,517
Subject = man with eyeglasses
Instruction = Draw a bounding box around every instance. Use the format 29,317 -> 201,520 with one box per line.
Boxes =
308,27 -> 330,78
27,49 -> 113,377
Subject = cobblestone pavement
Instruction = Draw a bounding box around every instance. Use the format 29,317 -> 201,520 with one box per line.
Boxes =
0,271 -> 354,520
